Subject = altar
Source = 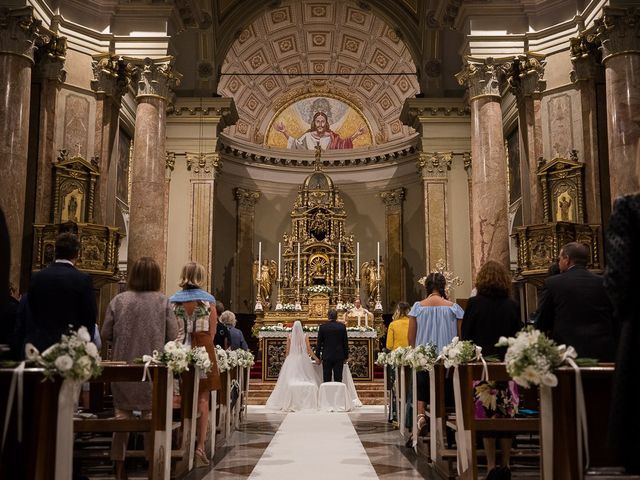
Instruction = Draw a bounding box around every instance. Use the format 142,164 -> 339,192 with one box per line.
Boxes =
258,329 -> 377,382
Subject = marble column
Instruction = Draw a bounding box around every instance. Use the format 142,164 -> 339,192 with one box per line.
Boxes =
463,152 -> 474,272
0,7 -> 42,288
595,7 -> 640,199
417,153 -> 452,275
187,152 -> 221,293
127,58 -> 180,281
234,188 -> 260,313
91,54 -> 130,225
379,187 -> 405,311
570,33 -> 606,223
456,58 -> 510,275
506,54 -> 546,224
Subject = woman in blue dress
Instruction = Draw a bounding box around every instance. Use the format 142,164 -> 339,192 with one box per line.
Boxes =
408,272 -> 464,431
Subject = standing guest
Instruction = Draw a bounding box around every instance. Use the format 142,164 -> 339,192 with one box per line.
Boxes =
386,301 -> 411,350
461,260 -> 522,478
214,300 -> 230,349
171,262 -> 221,468
0,284 -> 19,359
535,241 -> 617,361
26,232 -> 97,351
101,257 -> 179,480
408,273 -> 463,438
604,193 -> 640,474
220,310 -> 249,350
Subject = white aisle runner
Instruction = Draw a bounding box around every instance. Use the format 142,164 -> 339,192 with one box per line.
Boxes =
249,413 -> 378,479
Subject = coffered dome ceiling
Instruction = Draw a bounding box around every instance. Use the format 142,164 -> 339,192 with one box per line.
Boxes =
216,0 -> 420,149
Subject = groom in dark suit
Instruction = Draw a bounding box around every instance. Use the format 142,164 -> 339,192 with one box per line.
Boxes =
315,308 -> 349,382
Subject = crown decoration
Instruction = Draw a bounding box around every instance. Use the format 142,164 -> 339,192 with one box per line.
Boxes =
418,258 -> 464,297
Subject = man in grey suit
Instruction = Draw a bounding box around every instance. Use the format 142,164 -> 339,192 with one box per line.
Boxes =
315,309 -> 349,382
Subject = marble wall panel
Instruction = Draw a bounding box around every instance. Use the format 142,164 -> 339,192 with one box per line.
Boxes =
55,88 -> 96,158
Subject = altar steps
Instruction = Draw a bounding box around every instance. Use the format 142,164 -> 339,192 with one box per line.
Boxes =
247,380 -> 387,405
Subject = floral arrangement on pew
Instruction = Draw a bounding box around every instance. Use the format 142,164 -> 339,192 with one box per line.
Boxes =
439,336 -> 482,368
236,350 -> 255,368
375,351 -> 391,366
388,346 -> 413,367
215,346 -> 230,373
496,326 -> 579,388
142,340 -> 190,374
405,344 -> 439,372
187,346 -> 212,374
25,326 -> 102,382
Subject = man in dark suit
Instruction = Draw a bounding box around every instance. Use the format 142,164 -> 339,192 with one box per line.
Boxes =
25,232 -> 97,351
536,241 -> 616,361
315,308 -> 349,382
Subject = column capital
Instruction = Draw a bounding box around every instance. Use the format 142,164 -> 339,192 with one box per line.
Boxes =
569,31 -> 602,83
165,151 -> 176,180
91,53 -> 132,101
129,57 -> 182,102
455,56 -> 511,101
233,187 -> 260,209
0,6 -> 49,64
379,187 -> 406,209
505,53 -> 546,99
418,152 -> 452,179
463,152 -> 472,177
186,152 -> 221,179
595,7 -> 640,63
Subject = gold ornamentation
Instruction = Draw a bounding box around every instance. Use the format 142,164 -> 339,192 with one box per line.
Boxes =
418,258 -> 463,298
456,56 -> 513,100
418,152 -> 452,178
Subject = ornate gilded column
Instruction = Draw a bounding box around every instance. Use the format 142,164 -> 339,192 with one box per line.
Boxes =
234,187 -> 260,313
379,187 -> 405,310
595,7 -> 640,199
506,54 -> 546,224
186,153 -> 221,292
456,57 -> 510,274
127,58 -> 181,280
91,54 -> 131,225
0,7 -> 42,287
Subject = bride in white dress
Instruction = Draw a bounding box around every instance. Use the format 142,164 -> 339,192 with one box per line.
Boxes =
265,321 -> 362,411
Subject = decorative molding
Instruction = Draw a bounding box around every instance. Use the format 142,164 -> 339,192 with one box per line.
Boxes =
455,56 -> 512,101
129,57 -> 182,102
506,53 -> 546,99
595,7 -> 640,63
233,187 -> 261,209
91,53 -> 132,101
185,152 -> 221,177
379,187 -> 406,209
569,30 -> 602,83
417,152 -> 452,179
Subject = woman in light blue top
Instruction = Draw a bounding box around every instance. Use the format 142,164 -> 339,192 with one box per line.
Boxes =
408,272 -> 464,427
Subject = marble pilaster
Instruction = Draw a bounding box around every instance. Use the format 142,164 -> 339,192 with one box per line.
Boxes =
506,53 -> 546,224
127,58 -> 181,282
91,54 -> 131,225
379,187 -> 405,310
457,58 -> 511,275
417,153 -> 451,275
0,7 -> 41,288
595,7 -> 640,199
234,188 -> 260,313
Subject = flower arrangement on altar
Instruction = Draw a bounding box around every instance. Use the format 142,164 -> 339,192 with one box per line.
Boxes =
440,337 -> 482,368
279,303 -> 298,312
257,324 -> 375,333
339,302 -> 355,311
306,285 -> 333,295
25,326 -> 102,382
496,327 -> 578,388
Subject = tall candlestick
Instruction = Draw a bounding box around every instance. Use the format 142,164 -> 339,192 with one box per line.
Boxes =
377,242 -> 380,279
258,241 -> 262,269
278,242 -> 282,281
338,242 -> 341,278
297,242 -> 301,280
356,242 -> 360,278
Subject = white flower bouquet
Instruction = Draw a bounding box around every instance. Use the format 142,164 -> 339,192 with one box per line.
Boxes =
280,303 -> 297,312
215,346 -> 230,373
25,326 -> 102,382
406,344 -> 439,372
187,346 -> 212,373
236,350 -> 255,368
388,346 -> 412,367
226,349 -> 239,368
307,285 -> 333,294
347,326 -> 375,333
440,336 -> 482,368
143,340 -> 190,374
341,302 -> 355,311
497,327 -> 576,388
376,351 -> 390,366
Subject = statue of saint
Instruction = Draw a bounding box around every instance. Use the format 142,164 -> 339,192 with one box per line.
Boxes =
360,258 -> 385,307
558,195 -> 572,221
253,259 -> 277,308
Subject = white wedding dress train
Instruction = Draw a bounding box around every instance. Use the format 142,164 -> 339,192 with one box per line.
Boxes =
265,322 -> 362,412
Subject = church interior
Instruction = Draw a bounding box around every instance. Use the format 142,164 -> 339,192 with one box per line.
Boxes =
1,0 -> 639,478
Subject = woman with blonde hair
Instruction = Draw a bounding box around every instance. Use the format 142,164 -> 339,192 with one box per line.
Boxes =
170,262 -> 221,468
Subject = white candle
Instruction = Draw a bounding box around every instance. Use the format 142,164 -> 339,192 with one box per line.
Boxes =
297,242 -> 301,280
377,242 -> 380,279
356,242 -> 360,278
338,242 -> 341,278
278,242 -> 282,281
258,241 -> 262,271
357,315 -> 361,328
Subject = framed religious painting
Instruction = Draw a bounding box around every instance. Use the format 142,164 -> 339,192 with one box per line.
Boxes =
51,150 -> 99,224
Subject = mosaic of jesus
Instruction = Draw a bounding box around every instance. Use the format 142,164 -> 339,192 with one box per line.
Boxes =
266,96 -> 373,150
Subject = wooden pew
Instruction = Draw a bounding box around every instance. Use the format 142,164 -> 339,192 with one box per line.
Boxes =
428,363 -> 458,479
540,364 -> 625,479
454,363 -> 540,480
74,364 -> 173,480
0,367 -> 65,480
